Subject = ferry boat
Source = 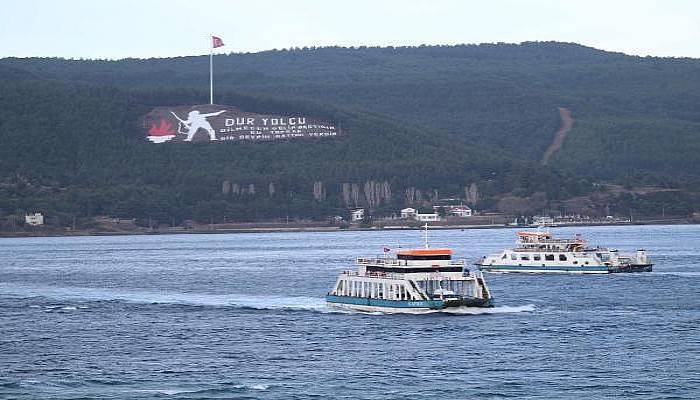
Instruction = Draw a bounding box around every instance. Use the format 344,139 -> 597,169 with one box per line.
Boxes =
476,230 -> 652,274
326,226 -> 493,312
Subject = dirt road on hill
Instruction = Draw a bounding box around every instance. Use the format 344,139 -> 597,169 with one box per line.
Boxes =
541,107 -> 573,165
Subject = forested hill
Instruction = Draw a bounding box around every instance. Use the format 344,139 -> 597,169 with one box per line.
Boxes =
4,41 -> 700,186
0,77 -> 575,226
1,42 -> 700,225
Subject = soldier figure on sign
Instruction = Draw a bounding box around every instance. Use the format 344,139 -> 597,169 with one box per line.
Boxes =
171,109 -> 225,141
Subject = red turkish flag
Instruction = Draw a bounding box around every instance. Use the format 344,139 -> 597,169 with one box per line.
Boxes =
212,36 -> 224,48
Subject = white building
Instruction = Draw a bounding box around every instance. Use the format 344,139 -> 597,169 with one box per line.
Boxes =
400,207 -> 417,219
448,206 -> 472,217
350,209 -> 365,222
415,213 -> 441,222
532,216 -> 554,225
25,213 -> 44,226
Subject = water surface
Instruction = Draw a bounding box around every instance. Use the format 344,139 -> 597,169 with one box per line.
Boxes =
1,225 -> 698,399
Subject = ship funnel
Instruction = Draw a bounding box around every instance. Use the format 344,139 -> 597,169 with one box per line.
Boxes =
636,249 -> 648,264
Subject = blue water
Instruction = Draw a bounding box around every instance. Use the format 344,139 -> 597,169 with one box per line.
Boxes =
1,225 -> 699,399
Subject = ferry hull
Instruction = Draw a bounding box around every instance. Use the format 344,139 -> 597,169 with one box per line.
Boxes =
477,263 -> 652,274
326,295 -> 492,312
608,264 -> 653,273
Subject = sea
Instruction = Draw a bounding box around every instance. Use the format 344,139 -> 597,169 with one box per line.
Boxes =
1,224 -> 698,399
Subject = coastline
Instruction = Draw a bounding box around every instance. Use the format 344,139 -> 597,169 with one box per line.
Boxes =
0,217 -> 695,239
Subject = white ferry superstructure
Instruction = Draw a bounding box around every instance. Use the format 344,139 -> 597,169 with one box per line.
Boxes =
476,231 -> 652,274
326,242 -> 493,312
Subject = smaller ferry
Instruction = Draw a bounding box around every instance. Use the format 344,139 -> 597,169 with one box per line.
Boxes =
326,225 -> 493,312
477,230 -> 652,274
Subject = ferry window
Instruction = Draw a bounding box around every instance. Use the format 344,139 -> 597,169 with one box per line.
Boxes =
510,254 -> 517,261
533,254 -> 541,261
545,254 -> 555,261
573,261 -> 578,264
559,254 -> 567,261
521,255 -> 529,261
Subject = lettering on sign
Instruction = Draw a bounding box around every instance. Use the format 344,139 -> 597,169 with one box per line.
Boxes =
143,104 -> 340,143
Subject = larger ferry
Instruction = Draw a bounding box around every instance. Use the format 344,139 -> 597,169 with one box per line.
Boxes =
326,227 -> 493,312
477,230 -> 652,274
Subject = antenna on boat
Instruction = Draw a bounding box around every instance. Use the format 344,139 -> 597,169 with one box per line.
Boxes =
423,223 -> 429,249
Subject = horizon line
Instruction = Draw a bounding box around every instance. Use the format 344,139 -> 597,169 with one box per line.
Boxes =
3,40 -> 699,62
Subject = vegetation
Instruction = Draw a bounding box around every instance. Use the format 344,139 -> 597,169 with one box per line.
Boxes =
1,42 -> 699,227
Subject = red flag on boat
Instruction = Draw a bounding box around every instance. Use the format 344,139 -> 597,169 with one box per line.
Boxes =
212,36 -> 224,48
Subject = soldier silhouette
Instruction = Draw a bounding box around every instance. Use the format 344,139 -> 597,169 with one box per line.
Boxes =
171,109 -> 225,141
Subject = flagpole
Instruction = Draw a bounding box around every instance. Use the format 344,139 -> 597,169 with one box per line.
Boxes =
209,36 -> 214,105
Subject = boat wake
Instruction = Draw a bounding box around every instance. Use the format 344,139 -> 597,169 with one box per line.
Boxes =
3,284 -> 534,316
1,283 -> 342,313
352,304 -> 537,316
441,304 -> 536,315
651,271 -> 700,277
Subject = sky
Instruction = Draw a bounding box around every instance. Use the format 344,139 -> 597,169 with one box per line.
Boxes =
1,0 -> 699,59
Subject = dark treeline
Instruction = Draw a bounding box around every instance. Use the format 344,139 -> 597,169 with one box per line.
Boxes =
0,78 -> 582,226
1,42 -> 699,226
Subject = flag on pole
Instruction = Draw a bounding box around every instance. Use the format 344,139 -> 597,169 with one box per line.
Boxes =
212,36 -> 225,48
209,35 -> 224,104
383,247 -> 391,253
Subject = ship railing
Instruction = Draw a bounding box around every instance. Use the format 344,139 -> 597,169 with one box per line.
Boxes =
356,258 -> 403,266
340,270 -> 407,280
340,270 -> 469,281
518,238 -> 586,245
356,258 -> 466,267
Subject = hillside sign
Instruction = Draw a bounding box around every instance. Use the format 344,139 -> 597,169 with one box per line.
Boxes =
143,104 -> 339,143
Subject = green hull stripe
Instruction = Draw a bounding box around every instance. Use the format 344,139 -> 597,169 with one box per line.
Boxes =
326,295 -> 444,309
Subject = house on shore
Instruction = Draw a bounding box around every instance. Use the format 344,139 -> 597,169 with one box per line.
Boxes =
350,209 -> 365,222
25,213 -> 44,226
400,207 -> 417,219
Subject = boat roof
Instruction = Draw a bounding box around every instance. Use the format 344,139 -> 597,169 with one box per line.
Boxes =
396,248 -> 453,256
517,231 -> 551,237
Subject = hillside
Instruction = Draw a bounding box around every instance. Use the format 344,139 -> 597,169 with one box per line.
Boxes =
1,42 -> 699,227
4,41 -> 700,186
0,77 -> 577,227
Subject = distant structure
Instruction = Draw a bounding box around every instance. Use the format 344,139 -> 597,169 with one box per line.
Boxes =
350,209 -> 365,222
415,213 -> 440,222
25,213 -> 44,226
445,205 -> 472,217
400,207 -> 417,219
399,207 -> 440,221
532,216 -> 554,226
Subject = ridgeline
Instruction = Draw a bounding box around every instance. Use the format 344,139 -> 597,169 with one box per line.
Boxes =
1,42 -> 699,229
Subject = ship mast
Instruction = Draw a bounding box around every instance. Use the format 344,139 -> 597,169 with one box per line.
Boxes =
423,223 -> 429,249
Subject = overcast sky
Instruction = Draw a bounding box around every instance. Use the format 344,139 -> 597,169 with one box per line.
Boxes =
1,0 -> 699,59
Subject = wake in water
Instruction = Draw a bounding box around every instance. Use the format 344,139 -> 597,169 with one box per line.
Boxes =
651,271 -> 700,277
3,283 -> 534,316
346,304 -> 537,316
3,283 -> 357,314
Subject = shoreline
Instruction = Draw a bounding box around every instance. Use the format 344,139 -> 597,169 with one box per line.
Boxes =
0,218 -> 696,239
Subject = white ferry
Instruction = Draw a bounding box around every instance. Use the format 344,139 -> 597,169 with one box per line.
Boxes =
476,231 -> 652,274
326,227 -> 493,312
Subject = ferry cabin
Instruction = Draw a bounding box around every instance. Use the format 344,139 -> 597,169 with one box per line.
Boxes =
477,231 -> 651,274
327,248 -> 491,309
